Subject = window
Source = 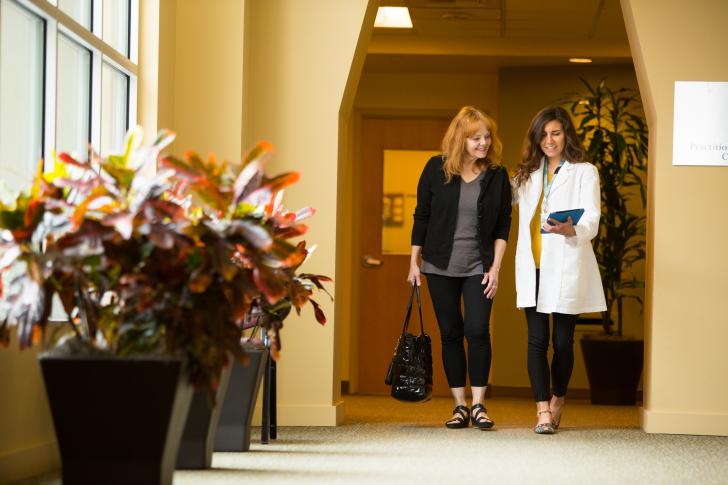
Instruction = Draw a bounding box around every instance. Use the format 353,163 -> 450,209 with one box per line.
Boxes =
56,33 -> 92,159
0,0 -> 138,321
0,0 -> 138,172
102,0 -> 130,58
58,0 -> 92,30
100,61 -> 129,157
0,0 -> 45,189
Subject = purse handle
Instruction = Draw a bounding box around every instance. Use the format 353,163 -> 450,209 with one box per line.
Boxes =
400,284 -> 425,336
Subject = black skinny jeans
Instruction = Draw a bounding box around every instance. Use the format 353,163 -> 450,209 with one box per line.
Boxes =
425,273 -> 492,388
525,270 -> 578,402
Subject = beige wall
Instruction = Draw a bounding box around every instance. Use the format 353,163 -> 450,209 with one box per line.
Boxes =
243,0 -> 375,425
156,0 -> 177,140
171,0 -> 246,159
622,0 -> 728,436
494,64 -> 644,392
0,331 -> 59,483
354,71 -> 499,115
138,0 -> 176,164
160,0 -> 375,425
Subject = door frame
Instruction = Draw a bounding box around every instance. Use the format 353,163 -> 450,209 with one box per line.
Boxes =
343,107 -> 455,394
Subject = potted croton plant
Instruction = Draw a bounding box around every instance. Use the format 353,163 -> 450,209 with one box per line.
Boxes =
166,138 -> 331,469
0,128 -> 330,484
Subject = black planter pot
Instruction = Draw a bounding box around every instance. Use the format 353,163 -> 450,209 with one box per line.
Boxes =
176,364 -> 231,469
39,355 -> 193,485
214,345 -> 269,452
580,336 -> 644,405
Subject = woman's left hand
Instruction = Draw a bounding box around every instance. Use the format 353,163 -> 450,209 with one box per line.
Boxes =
482,266 -> 499,299
542,216 -> 577,237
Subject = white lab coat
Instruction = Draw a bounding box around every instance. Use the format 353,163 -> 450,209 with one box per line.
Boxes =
514,159 -> 607,314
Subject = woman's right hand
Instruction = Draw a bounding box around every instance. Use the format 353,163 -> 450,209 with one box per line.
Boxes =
407,263 -> 421,287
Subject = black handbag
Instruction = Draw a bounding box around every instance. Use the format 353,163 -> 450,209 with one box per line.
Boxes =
385,284 -> 433,403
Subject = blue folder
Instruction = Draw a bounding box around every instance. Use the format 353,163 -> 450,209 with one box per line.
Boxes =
540,208 -> 585,234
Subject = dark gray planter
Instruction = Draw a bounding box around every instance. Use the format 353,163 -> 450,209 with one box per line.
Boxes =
580,335 -> 644,405
39,355 -> 193,485
176,364 -> 231,469
214,345 -> 269,451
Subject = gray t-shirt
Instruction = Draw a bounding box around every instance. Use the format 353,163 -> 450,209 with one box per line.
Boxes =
422,172 -> 484,277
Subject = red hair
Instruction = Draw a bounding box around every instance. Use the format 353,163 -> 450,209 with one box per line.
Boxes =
441,106 -> 502,183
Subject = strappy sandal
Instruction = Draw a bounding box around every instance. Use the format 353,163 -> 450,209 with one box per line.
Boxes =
471,403 -> 495,430
534,410 -> 555,434
552,406 -> 563,430
445,405 -> 470,429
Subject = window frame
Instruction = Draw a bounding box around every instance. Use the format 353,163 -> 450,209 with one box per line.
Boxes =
3,0 -> 138,169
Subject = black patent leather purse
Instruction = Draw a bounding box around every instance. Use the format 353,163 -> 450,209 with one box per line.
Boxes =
385,284 -> 433,403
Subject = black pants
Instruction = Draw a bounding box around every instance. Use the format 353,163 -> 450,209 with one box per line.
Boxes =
525,270 -> 578,401
425,273 -> 492,388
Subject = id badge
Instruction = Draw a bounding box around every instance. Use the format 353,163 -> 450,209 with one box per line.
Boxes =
540,203 -> 548,228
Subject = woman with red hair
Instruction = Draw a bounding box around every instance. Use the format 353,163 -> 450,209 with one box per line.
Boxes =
408,106 -> 512,430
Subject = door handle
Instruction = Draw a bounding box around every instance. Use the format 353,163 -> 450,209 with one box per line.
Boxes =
362,255 -> 383,268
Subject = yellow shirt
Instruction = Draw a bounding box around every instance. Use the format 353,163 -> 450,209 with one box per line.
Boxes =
529,171 -> 553,268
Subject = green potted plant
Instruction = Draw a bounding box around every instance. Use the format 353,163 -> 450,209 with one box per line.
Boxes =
565,79 -> 648,405
0,129 -> 330,483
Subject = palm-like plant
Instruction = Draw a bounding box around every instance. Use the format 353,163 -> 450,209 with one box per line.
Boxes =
565,79 -> 648,336
0,129 -> 330,395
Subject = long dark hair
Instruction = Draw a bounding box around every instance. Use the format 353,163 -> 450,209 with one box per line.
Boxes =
513,106 -> 585,188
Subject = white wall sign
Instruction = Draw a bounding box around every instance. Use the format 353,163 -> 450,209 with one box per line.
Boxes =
673,81 -> 728,166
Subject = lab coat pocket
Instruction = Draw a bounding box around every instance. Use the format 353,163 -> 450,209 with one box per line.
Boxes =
560,244 -> 584,304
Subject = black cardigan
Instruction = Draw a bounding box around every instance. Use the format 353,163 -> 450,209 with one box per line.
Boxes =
411,155 -> 512,271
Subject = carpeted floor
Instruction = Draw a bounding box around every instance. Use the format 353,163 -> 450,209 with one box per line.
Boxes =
174,395 -> 727,484
17,395 -> 728,484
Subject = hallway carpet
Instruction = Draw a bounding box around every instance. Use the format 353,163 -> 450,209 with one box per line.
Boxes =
17,395 -> 728,484
174,395 -> 728,485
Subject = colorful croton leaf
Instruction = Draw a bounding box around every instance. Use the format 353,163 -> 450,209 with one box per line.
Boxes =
159,140 -> 332,352
0,128 -> 331,396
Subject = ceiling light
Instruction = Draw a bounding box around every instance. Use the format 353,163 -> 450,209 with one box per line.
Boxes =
374,7 -> 413,28
569,58 -> 593,64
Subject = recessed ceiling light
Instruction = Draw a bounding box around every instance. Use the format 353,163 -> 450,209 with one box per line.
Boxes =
374,7 -> 413,28
569,58 -> 593,64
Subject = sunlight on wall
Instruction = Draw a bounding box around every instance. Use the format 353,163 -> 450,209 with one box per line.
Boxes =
382,150 -> 437,255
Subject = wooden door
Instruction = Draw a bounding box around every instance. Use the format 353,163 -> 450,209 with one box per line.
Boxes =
355,116 -> 453,396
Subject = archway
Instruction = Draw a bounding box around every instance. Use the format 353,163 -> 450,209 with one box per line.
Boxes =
338,0 -> 647,421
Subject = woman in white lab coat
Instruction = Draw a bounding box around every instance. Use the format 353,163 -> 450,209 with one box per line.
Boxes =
513,106 -> 606,434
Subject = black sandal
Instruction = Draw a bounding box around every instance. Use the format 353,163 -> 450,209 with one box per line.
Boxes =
471,403 -> 495,429
445,405 -> 470,429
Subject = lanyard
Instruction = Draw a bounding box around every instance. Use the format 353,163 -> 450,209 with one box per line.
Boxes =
542,159 -> 564,201
540,159 -> 565,223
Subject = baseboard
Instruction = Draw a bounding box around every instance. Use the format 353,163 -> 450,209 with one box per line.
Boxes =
641,408 -> 728,436
488,386 -> 591,400
252,401 -> 346,426
488,386 -> 643,402
0,440 -> 60,484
